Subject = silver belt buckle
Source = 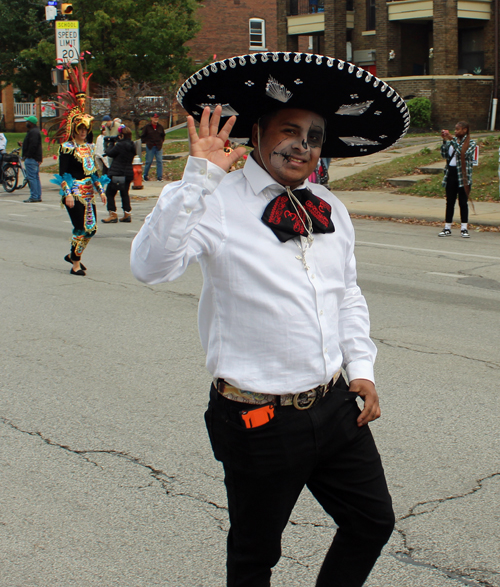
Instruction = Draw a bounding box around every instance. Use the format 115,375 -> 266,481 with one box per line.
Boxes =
292,388 -> 318,410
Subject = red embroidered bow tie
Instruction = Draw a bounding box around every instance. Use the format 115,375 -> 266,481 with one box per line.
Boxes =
261,188 -> 335,242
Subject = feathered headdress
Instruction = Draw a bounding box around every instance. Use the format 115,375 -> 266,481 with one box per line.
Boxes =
51,59 -> 94,144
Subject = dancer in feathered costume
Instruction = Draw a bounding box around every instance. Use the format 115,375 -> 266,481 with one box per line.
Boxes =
51,60 -> 109,276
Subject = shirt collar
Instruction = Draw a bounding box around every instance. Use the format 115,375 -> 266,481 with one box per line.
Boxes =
243,153 -> 307,199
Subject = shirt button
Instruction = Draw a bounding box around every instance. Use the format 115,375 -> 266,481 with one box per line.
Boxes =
311,274 -> 316,279
208,173 -> 212,179
324,348 -> 328,354
320,310 -> 324,315
200,169 -> 206,175
185,208 -> 192,214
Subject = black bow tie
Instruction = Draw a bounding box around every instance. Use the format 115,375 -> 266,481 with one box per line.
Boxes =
261,188 -> 335,242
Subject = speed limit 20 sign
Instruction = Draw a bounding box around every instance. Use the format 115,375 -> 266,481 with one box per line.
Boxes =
55,21 -> 80,64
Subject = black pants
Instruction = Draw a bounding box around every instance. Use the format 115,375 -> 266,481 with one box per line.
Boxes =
205,376 -> 395,587
106,177 -> 132,213
445,167 -> 469,223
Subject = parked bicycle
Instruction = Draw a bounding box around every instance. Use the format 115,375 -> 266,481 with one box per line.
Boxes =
1,149 -> 19,192
13,149 -> 29,190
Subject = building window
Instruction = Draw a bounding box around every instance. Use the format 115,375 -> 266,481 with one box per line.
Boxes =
366,0 -> 376,31
249,18 -> 266,49
459,28 -> 485,74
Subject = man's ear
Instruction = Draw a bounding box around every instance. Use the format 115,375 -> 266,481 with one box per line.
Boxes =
251,123 -> 259,148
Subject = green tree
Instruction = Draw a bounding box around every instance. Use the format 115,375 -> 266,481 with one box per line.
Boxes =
74,0 -> 201,85
0,0 -> 55,97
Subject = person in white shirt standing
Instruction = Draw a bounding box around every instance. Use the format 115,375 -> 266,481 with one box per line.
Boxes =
131,52 -> 409,587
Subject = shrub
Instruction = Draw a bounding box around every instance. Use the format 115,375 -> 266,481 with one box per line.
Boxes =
406,97 -> 432,128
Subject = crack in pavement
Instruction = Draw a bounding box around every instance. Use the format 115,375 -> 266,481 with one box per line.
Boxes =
4,416 -> 499,583
373,338 -> 500,370
390,553 -> 497,587
393,472 -> 500,587
1,416 -> 232,530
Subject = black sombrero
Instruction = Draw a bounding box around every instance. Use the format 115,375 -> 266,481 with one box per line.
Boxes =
177,52 -> 410,158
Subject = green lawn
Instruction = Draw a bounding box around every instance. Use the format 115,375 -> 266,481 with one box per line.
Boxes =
330,134 -> 500,202
4,132 -> 55,159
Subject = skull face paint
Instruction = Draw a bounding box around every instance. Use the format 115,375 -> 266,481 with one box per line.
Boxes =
252,109 -> 325,189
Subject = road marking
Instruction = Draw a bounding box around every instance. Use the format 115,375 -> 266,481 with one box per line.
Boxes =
427,272 -> 464,278
8,213 -> 27,217
357,240 -> 500,261
127,230 -> 139,234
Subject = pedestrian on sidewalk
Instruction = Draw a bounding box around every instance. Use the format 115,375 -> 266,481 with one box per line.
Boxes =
19,116 -> 43,203
438,121 -> 476,238
140,113 -> 165,181
50,61 -> 109,276
102,115 -> 121,137
102,125 -> 135,224
95,124 -> 111,175
131,53 -> 409,587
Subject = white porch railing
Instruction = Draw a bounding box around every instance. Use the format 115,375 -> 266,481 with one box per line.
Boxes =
13,102 -> 57,120
14,103 -> 37,119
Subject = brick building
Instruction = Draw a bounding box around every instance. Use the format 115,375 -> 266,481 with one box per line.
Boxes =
276,0 -> 499,129
187,0 -> 280,65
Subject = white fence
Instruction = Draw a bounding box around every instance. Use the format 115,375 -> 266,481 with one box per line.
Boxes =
12,102 -> 57,120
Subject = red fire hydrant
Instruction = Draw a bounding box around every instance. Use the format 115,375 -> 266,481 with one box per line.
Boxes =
132,156 -> 143,190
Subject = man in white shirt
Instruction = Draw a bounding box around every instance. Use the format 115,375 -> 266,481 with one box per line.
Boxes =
131,52 -> 409,587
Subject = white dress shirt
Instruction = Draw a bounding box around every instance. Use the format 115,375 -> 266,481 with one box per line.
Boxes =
131,155 -> 377,394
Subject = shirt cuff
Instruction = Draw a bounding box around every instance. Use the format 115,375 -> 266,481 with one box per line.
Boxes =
344,359 -> 375,385
182,156 -> 227,194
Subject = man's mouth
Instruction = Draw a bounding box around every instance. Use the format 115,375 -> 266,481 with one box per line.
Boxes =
275,152 -> 308,164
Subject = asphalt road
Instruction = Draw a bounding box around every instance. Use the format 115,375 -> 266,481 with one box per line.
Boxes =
1,188 -> 499,587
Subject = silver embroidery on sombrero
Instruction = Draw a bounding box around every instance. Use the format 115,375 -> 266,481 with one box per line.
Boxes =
294,54 -> 302,63
327,58 -> 334,67
294,79 -> 303,84
316,56 -> 323,65
379,134 -> 388,139
207,94 -> 215,99
220,62 -> 227,70
250,54 -> 257,64
373,79 -> 380,87
266,76 -> 293,103
374,110 -> 382,115
387,88 -> 394,97
305,54 -> 313,63
245,80 -> 254,86
211,63 -> 218,72
338,60 -> 345,70
261,54 -> 269,62
348,64 -> 355,73
192,111 -> 200,116
239,56 -> 246,65
365,73 -> 373,82
350,94 -> 359,99
196,72 -> 203,80
356,69 -> 363,78
186,80 -> 192,89
198,103 -> 239,116
272,53 -> 279,62
340,136 -> 382,146
335,101 -> 374,116
283,52 -> 291,61
229,58 -> 237,68
191,77 -> 197,85
380,83 -> 388,92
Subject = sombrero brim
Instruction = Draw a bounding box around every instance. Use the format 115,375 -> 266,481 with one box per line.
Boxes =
177,52 -> 410,158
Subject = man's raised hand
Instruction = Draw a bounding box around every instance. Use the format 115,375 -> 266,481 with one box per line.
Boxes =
187,105 -> 247,173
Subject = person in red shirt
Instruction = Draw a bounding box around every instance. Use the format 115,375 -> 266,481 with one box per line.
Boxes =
140,113 -> 165,181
